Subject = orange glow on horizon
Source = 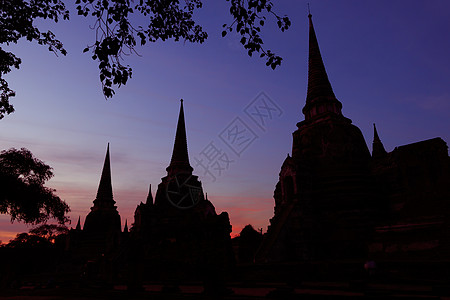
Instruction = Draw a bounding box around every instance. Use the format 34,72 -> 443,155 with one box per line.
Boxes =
0,231 -> 21,244
0,193 -> 274,244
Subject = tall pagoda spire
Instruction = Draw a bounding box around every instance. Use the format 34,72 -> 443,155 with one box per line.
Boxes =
123,219 -> 128,233
166,99 -> 193,175
146,184 -> 153,205
75,216 -> 81,231
302,14 -> 343,120
372,123 -> 387,159
92,143 -> 116,210
83,143 -> 121,233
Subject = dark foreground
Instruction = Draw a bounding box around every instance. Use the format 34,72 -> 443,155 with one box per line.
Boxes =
3,261 -> 450,299
2,280 -> 450,300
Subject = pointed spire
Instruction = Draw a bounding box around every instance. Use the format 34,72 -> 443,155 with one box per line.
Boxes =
92,143 -> 116,210
146,184 -> 153,205
76,216 -> 81,231
302,14 -> 343,120
166,99 -> 193,175
372,123 -> 387,159
124,219 -> 128,233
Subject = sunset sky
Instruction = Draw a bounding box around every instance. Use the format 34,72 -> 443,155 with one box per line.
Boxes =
1,0 -> 450,242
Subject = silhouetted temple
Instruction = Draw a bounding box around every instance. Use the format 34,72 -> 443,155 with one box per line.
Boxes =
64,145 -> 124,285
257,14 -> 450,264
83,144 -> 121,235
369,135 -> 450,261
130,100 -> 233,283
63,102 -> 233,288
45,15 -> 450,291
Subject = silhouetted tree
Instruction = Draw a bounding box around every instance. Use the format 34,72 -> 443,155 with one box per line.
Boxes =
0,0 -> 69,119
238,224 -> 262,263
0,0 -> 290,118
4,224 -> 68,247
0,148 -> 70,224
2,227 -> 68,287
29,224 -> 69,243
77,0 -> 290,98
5,232 -> 52,249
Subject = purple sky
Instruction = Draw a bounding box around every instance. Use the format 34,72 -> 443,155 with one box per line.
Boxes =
1,0 -> 449,242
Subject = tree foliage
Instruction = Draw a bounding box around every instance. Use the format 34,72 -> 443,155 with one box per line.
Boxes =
5,232 -> 52,249
76,0 -> 208,98
222,0 -> 291,69
0,148 -> 70,224
29,223 -> 69,242
0,0 -> 290,116
237,224 -> 262,263
0,0 -> 69,119
77,0 -> 290,98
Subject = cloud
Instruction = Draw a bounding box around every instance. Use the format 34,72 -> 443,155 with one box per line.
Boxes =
397,93 -> 450,115
0,216 -> 32,243
418,94 -> 450,112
